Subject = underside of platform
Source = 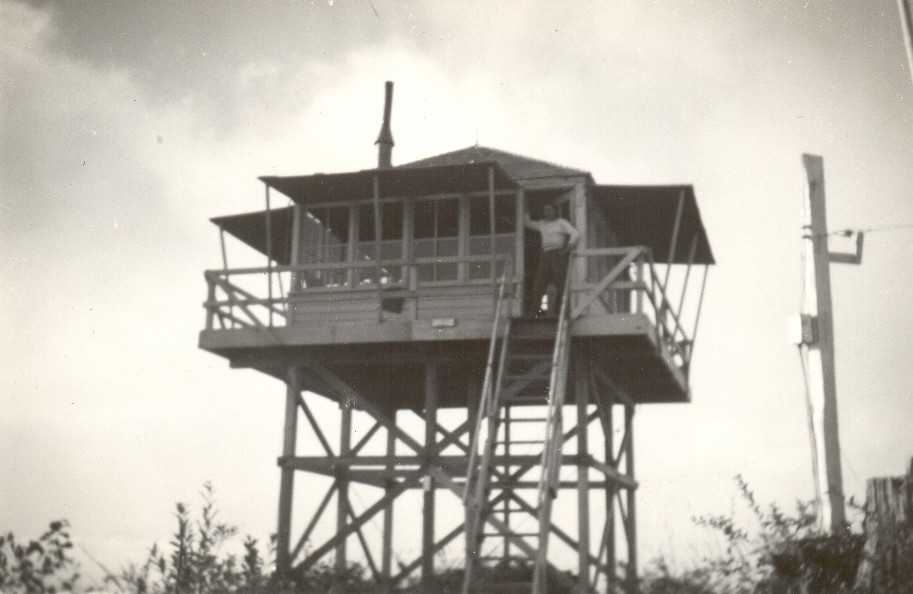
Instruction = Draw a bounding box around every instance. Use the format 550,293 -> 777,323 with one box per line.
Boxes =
199,313 -> 689,406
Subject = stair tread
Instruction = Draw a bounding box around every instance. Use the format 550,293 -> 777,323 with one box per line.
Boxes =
508,332 -> 555,339
503,373 -> 550,380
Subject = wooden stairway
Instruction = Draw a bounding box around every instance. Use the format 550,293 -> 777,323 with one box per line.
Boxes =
463,304 -> 574,594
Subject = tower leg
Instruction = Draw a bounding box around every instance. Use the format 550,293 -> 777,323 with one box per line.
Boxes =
605,397 -> 616,592
576,358 -> 591,592
381,418 -> 396,593
624,404 -> 638,594
336,403 -> 352,574
277,367 -> 299,575
422,362 -> 438,592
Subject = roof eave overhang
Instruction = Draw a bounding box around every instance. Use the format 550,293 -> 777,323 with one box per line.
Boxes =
592,184 -> 715,265
259,161 -> 519,206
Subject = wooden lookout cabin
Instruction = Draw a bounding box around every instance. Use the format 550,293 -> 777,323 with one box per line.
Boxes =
199,84 -> 714,593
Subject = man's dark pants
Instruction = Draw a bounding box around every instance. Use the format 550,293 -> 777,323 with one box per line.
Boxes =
530,248 -> 569,317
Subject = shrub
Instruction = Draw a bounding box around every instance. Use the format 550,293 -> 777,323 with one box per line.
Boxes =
640,476 -> 870,594
108,482 -> 266,594
0,520 -> 79,593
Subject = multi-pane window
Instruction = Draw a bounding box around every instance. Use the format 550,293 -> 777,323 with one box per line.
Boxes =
414,198 -> 460,282
356,202 -> 404,285
296,195 -> 519,290
468,195 -> 516,280
298,206 -> 350,288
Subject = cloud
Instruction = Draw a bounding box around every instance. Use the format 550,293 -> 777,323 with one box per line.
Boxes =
3,0 -> 913,582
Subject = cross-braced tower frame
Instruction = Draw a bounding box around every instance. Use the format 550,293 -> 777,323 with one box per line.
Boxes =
200,144 -> 713,593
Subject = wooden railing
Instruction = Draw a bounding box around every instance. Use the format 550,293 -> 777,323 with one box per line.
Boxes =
203,246 -> 695,372
203,255 -> 517,331
569,246 -> 694,371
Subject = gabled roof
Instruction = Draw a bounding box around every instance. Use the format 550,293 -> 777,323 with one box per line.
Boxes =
399,145 -> 587,182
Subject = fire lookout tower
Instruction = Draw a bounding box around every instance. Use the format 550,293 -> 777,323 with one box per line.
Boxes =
199,85 -> 714,593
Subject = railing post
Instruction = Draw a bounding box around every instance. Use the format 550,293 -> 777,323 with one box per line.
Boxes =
265,185 -> 274,327
205,273 -> 216,330
223,272 -> 237,328
636,254 -> 644,315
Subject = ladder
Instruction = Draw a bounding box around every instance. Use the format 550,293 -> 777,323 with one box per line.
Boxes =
463,273 -> 574,594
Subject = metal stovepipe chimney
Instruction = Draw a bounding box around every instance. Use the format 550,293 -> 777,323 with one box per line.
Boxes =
375,81 -> 394,168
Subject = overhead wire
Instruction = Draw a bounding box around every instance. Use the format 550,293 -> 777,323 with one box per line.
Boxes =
817,222 -> 913,237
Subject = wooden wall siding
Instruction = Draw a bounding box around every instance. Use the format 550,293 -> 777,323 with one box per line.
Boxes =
290,284 -> 506,326
415,293 -> 494,320
290,293 -> 404,325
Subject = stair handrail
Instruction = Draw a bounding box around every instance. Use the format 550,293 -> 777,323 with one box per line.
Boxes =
532,253 -> 575,593
542,253 -> 574,486
461,259 -> 514,594
464,257 -> 513,503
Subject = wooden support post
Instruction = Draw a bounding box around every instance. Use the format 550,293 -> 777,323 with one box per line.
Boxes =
677,234 -> 699,316
591,358 -> 617,591
336,403 -> 353,574
276,367 -> 299,574
219,228 -> 229,271
290,203 -> 301,288
605,392 -> 617,591
688,266 -> 710,365
381,418 -> 396,593
502,404 -> 512,562
422,362 -> 438,592
516,189 -> 525,316
576,358 -> 591,592
205,277 -> 217,330
404,199 -> 416,319
624,404 -> 638,594
265,184 -> 274,327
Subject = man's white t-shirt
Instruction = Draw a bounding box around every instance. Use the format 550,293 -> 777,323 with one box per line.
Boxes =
525,218 -> 580,252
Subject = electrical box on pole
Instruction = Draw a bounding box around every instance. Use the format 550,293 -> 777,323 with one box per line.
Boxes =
794,154 -> 864,535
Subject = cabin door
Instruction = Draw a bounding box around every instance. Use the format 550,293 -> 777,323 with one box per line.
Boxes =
522,190 -> 574,316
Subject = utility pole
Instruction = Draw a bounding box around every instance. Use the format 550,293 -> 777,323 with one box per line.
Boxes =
898,0 -> 913,87
791,155 -> 863,534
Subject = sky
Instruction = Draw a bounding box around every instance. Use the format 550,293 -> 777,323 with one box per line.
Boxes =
2,0 -> 912,584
